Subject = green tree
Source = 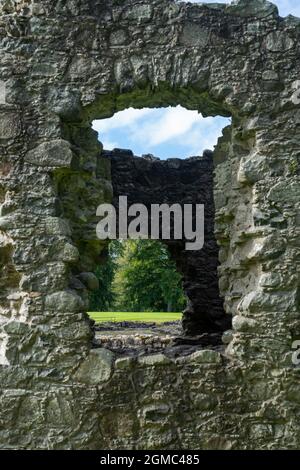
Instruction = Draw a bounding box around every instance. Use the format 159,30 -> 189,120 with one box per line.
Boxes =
113,239 -> 186,312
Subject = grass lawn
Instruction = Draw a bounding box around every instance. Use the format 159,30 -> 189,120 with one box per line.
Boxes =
89,311 -> 182,323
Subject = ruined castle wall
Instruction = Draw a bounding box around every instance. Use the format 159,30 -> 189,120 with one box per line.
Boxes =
102,148 -> 229,334
0,0 -> 299,449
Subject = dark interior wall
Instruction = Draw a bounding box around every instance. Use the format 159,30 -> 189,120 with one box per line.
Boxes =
101,148 -> 231,334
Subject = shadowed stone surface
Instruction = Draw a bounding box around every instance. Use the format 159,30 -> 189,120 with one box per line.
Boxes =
0,0 -> 299,450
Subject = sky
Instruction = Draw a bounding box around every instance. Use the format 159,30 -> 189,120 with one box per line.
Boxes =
93,0 -> 299,159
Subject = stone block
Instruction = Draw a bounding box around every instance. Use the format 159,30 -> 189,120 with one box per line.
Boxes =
56,242 -> 80,263
25,140 -> 74,167
191,392 -> 218,411
115,356 -> 137,369
44,217 -> 71,236
45,290 -> 84,312
266,31 -> 294,52
138,353 -> 172,367
237,153 -> 269,185
180,24 -> 209,47
78,272 -> 99,291
188,349 -> 222,364
222,329 -> 234,345
0,112 -> 20,139
75,348 -> 114,385
124,4 -> 153,21
232,315 -> 257,332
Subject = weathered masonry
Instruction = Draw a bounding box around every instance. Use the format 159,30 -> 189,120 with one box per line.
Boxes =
0,0 -> 299,449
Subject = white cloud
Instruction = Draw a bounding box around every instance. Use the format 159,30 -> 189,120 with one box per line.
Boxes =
93,107 -> 153,133
93,106 -> 229,158
279,0 -> 300,17
134,106 -> 204,146
179,120 -> 228,156
94,106 -> 207,148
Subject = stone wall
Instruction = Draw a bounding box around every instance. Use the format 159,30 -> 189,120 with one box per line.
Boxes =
102,148 -> 230,334
0,0 -> 300,449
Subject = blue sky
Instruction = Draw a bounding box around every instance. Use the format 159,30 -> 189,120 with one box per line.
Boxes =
93,0 -> 299,159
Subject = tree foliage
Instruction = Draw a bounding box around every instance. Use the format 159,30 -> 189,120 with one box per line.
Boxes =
113,239 -> 186,312
90,239 -> 186,313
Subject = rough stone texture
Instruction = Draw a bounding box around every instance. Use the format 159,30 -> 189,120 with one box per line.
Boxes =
75,348 -> 115,385
102,148 -> 231,334
0,0 -> 300,450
